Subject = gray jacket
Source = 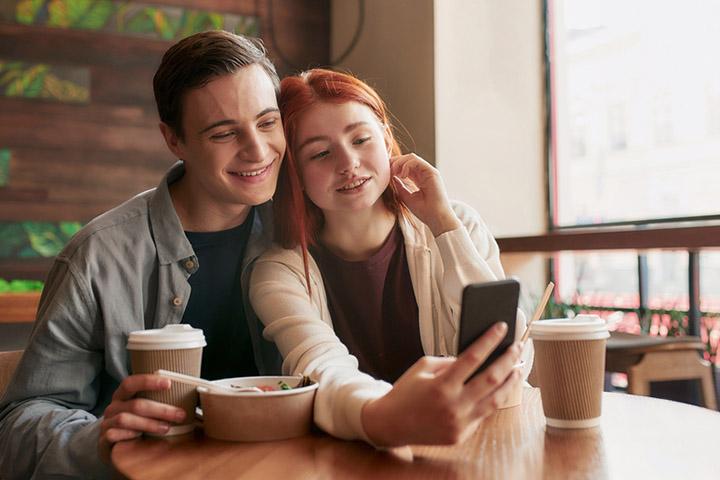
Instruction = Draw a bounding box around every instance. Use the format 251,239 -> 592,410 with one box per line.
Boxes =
0,162 -> 281,479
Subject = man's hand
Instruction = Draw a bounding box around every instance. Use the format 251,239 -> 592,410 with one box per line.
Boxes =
361,322 -> 521,447
98,374 -> 186,464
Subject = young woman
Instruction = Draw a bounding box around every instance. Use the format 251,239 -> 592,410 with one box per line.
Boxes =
250,69 -> 532,447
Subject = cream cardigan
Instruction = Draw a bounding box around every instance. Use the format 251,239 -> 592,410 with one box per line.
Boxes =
250,201 -> 532,443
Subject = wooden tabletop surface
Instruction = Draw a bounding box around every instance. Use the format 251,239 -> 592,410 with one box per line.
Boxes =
112,388 -> 720,479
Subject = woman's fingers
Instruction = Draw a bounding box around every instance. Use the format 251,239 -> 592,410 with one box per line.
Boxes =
464,342 -> 521,401
471,368 -> 522,419
390,154 -> 435,182
402,355 -> 456,378
440,322 -> 508,385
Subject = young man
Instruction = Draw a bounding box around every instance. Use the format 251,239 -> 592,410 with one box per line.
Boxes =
0,31 -> 285,479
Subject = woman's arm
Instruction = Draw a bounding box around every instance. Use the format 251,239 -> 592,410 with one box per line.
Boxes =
251,247 -> 524,447
435,202 -> 534,378
391,153 -> 532,376
250,250 -> 392,442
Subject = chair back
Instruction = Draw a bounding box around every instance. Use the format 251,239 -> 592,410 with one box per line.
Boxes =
0,350 -> 23,398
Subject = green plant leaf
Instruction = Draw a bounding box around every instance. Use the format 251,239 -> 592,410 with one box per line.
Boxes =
151,9 -> 176,40
59,221 -> 82,238
23,221 -> 64,257
77,0 -> 113,30
15,0 -> 44,24
23,65 -> 48,98
66,0 -> 90,26
125,8 -> 156,34
179,11 -> 211,37
207,12 -> 223,29
48,0 -> 70,27
18,246 -> 39,258
0,279 -> 43,293
0,223 -> 27,258
0,67 -> 20,87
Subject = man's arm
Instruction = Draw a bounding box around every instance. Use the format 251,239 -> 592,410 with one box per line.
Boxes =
0,258 -> 184,479
0,259 -> 111,479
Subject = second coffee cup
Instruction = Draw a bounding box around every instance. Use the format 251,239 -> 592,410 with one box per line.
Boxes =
530,315 -> 609,429
127,324 -> 206,435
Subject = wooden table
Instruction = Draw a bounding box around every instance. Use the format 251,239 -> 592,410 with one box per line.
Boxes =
112,388 -> 720,479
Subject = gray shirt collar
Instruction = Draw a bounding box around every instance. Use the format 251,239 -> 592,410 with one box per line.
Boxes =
149,161 -> 274,266
149,161 -> 194,265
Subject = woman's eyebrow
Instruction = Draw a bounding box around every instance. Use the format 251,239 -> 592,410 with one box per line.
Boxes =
297,121 -> 369,151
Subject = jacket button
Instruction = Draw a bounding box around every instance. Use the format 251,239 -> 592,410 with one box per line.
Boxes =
184,259 -> 195,270
172,296 -> 183,306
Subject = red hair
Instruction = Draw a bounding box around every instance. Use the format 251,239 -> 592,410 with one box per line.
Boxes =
274,68 -> 406,293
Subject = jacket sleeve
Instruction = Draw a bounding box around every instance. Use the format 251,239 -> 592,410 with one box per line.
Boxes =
0,259 -> 111,479
250,252 -> 392,443
433,201 -> 534,379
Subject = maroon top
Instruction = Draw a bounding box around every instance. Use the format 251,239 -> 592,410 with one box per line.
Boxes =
309,224 -> 424,383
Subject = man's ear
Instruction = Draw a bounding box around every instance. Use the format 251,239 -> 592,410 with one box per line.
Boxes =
159,122 -> 184,159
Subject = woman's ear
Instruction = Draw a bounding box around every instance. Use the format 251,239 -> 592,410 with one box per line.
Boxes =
382,125 -> 393,156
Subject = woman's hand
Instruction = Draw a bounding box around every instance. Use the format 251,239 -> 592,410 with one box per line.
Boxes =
390,153 -> 461,236
361,322 -> 522,447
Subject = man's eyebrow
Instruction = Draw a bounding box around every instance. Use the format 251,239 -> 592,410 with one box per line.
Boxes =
198,107 -> 280,135
297,121 -> 369,151
198,119 -> 236,135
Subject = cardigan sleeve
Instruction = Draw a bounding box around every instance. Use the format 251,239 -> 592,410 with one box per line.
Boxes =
432,201 -> 534,379
249,248 -> 392,443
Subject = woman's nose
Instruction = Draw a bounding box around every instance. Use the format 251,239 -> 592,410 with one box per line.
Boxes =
336,147 -> 359,174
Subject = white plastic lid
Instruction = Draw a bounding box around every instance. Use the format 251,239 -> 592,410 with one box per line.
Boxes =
127,324 -> 206,351
529,314 -> 610,341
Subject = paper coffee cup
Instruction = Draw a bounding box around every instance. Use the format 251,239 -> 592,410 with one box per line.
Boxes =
529,315 -> 609,428
127,324 -> 206,435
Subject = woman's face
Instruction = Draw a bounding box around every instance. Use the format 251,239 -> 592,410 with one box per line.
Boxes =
292,101 -> 391,216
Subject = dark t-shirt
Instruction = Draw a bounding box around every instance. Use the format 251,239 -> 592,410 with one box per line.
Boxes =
182,209 -> 258,380
310,223 -> 424,383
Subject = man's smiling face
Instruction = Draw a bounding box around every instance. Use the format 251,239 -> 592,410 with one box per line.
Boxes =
164,64 -> 286,214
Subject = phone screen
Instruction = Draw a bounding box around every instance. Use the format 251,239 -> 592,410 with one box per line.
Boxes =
458,279 -> 520,376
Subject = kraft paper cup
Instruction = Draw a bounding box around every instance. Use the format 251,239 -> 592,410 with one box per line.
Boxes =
529,315 -> 609,429
127,324 -> 206,436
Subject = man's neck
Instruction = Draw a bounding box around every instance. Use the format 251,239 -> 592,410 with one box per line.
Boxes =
319,203 -> 397,261
169,178 -> 252,232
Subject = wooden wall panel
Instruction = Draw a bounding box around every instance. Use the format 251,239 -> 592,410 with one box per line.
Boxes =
0,0 -> 330,281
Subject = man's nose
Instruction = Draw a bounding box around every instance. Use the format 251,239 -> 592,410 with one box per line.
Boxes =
238,130 -> 268,162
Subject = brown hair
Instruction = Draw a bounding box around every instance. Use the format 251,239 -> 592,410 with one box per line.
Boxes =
153,30 -> 280,139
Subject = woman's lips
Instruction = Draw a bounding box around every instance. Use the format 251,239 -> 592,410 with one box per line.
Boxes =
336,176 -> 370,192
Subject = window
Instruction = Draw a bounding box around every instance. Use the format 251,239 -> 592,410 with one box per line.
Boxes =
549,0 -> 720,227
547,0 -> 720,364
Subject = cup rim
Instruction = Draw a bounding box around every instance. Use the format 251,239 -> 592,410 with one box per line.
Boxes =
127,324 -> 206,350
530,316 -> 609,340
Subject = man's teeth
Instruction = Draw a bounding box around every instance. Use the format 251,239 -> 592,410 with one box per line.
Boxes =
339,178 -> 367,190
235,166 -> 267,177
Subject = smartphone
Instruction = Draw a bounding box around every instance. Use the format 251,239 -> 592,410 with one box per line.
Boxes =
458,279 -> 520,376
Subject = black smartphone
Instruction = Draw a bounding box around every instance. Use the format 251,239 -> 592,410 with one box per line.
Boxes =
458,279 -> 520,376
